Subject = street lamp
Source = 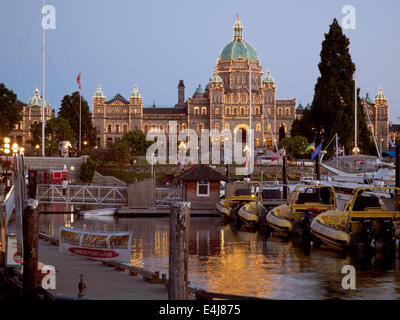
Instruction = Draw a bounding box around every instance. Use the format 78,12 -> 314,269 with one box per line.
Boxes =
3,137 -> 11,195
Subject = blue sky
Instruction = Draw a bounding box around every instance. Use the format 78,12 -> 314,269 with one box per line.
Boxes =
1,0 -> 399,121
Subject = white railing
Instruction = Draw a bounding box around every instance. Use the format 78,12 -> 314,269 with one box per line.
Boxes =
36,184 -> 127,206
155,187 -> 182,207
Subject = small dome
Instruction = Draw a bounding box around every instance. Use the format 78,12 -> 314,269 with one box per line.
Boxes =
94,84 -> 105,98
210,74 -> 222,83
375,88 -> 387,100
364,93 -> 374,104
130,85 -> 141,98
193,84 -> 205,96
28,88 -> 48,107
263,71 -> 274,83
205,82 -> 210,90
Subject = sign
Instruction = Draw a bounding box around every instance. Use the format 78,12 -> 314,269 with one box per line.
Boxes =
6,235 -> 22,267
59,227 -> 132,262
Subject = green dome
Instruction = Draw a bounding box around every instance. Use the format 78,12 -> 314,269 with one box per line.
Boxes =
263,71 -> 274,83
205,82 -> 210,90
193,84 -> 205,96
364,93 -> 374,104
218,16 -> 258,61
210,74 -> 222,82
28,88 -> 48,107
94,84 -> 105,98
375,88 -> 387,100
219,40 -> 258,61
130,85 -> 141,98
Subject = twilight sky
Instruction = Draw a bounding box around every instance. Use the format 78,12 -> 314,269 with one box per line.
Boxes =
1,0 -> 399,121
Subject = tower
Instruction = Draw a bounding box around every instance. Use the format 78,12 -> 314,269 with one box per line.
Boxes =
176,80 -> 185,108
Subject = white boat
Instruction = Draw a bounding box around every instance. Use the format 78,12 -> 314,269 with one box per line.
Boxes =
82,208 -> 117,216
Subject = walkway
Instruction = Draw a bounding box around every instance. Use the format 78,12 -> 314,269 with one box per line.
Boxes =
38,240 -> 168,300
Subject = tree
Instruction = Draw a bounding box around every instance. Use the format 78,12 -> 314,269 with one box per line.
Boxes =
0,83 -> 22,137
112,141 -> 131,172
79,157 -> 97,183
278,136 -> 307,160
58,92 -> 96,147
291,19 -> 374,155
121,130 -> 152,156
27,117 -> 76,156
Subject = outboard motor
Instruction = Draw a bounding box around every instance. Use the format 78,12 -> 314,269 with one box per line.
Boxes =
381,219 -> 396,255
360,219 -> 376,250
301,207 -> 320,239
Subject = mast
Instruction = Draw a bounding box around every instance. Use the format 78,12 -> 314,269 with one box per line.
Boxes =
41,0 -> 45,157
249,63 -> 252,160
354,71 -> 358,154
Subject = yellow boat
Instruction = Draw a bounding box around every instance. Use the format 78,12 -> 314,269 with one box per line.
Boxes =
311,186 -> 400,252
266,185 -> 336,237
216,180 -> 261,219
238,201 -> 260,226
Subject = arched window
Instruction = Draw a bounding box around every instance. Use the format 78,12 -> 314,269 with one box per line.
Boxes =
194,107 -> 200,115
240,107 -> 246,114
107,124 -> 112,133
226,107 -> 231,115
215,123 -> 219,130
285,107 -> 291,116
278,107 -> 283,116
201,107 -> 207,115
115,124 -> 120,133
215,108 -> 219,115
267,108 -> 271,115
181,123 -> 186,131
256,124 -> 261,132
255,107 -> 260,115
233,107 -> 238,115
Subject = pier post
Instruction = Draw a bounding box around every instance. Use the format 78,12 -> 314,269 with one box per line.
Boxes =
396,144 -> 399,188
282,155 -> 288,200
168,201 -> 190,300
315,155 -> 320,181
22,199 -> 39,299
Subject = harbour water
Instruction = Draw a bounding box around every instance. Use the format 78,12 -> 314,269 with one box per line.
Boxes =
38,206 -> 400,300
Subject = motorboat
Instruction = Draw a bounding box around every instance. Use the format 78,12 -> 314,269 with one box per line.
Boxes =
216,180 -> 261,219
311,186 -> 400,253
266,185 -> 336,237
82,208 -> 117,217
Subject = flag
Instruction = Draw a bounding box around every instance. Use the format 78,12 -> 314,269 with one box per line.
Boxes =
272,148 -> 285,161
311,143 -> 322,160
77,72 -> 81,90
301,143 -> 315,154
389,136 -> 395,148
334,146 -> 342,156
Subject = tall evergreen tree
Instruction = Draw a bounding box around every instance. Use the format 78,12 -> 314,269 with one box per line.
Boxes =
0,83 -> 22,137
58,92 -> 96,146
291,18 -> 374,155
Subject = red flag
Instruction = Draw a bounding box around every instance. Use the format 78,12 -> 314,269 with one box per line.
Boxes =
77,72 -> 81,90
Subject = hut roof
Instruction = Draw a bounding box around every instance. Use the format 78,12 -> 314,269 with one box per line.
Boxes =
176,164 -> 228,182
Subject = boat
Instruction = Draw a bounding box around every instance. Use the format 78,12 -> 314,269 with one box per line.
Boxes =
216,180 -> 261,219
311,186 -> 400,252
82,208 -> 117,217
238,183 -> 289,226
266,185 -> 336,237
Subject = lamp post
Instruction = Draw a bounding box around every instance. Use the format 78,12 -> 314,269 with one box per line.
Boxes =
3,137 -> 11,195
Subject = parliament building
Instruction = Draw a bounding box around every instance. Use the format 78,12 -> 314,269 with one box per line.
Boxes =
91,17 -> 298,151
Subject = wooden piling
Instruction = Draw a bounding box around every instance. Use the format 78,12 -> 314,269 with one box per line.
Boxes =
168,201 -> 190,300
396,144 -> 399,188
22,200 -> 39,299
282,155 -> 288,200
315,155 -> 320,181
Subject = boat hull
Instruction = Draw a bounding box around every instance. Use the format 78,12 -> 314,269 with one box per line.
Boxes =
216,199 -> 231,218
238,202 -> 259,226
311,217 -> 351,250
266,206 -> 293,234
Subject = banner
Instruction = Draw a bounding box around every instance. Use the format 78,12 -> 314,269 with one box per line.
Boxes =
59,227 -> 132,262
6,235 -> 22,267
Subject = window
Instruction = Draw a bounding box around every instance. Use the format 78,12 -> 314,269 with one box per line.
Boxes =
233,107 -> 238,115
201,107 -> 207,115
267,108 -> 271,115
255,107 -> 260,115
115,124 -> 120,133
215,123 -> 219,130
278,107 -> 283,116
226,107 -> 231,115
107,124 -> 112,133
285,107 -> 291,116
194,107 -> 200,115
197,181 -> 209,197
240,107 -> 245,114
123,124 -> 128,133
182,123 -> 186,131
256,124 -> 261,132
215,108 -> 219,115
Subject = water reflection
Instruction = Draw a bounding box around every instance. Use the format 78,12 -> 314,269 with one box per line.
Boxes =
39,212 -> 400,299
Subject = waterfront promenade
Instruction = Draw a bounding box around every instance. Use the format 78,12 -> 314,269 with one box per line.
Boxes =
38,239 -> 168,300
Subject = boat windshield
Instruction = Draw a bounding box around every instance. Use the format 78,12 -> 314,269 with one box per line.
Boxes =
231,182 -> 260,197
294,187 -> 333,205
351,188 -> 399,212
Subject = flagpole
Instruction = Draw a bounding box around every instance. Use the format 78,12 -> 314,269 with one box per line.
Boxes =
79,89 -> 82,151
41,0 -> 45,157
249,63 -> 252,162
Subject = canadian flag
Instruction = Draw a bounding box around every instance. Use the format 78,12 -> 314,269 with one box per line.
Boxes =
77,72 -> 81,90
